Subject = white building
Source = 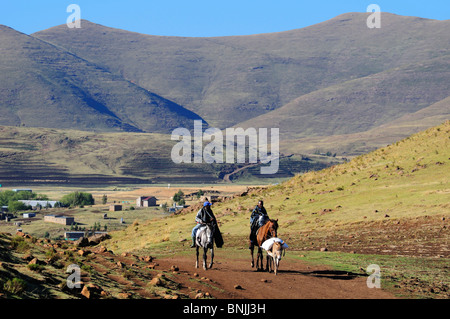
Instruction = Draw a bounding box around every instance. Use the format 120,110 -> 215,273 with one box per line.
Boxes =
18,200 -> 60,208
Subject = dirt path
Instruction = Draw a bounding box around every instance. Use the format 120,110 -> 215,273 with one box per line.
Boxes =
156,250 -> 396,299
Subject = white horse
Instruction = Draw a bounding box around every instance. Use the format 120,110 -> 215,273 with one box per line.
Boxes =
195,223 -> 215,270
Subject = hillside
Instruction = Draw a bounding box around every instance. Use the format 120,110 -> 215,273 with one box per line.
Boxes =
237,55 -> 450,140
0,25 -> 204,134
0,231 -> 206,299
0,122 -> 448,299
33,13 -> 450,136
105,121 -> 449,257
280,95 -> 450,155
0,12 -> 449,184
0,125 -> 337,185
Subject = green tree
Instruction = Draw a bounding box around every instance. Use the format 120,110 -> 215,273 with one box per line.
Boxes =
173,190 -> 185,205
60,191 -> 95,207
7,201 -> 30,213
196,189 -> 204,199
173,190 -> 182,202
102,194 -> 108,205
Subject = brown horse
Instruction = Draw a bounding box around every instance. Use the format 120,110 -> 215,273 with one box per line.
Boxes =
250,219 -> 278,271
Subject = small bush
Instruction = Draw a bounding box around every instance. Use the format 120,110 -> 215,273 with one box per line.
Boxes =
3,278 -> 27,295
27,263 -> 45,272
11,236 -> 30,252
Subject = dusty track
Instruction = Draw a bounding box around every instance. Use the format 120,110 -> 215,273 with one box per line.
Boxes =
156,250 -> 396,299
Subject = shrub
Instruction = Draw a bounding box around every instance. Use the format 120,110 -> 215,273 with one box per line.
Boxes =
11,236 -> 30,252
60,191 -> 95,207
173,190 -> 185,205
7,200 -> 30,213
3,278 -> 27,295
27,263 -> 45,272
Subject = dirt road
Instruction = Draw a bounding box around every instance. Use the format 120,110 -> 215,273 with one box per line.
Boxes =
156,250 -> 396,299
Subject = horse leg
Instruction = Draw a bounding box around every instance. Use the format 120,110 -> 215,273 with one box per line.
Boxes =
195,246 -> 199,268
255,247 -> 259,270
267,253 -> 272,273
257,247 -> 263,271
203,247 -> 207,270
274,256 -> 278,275
209,246 -> 214,269
250,244 -> 254,268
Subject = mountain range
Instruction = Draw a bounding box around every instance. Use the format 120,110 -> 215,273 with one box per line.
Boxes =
32,13 -> 450,136
0,12 -> 449,183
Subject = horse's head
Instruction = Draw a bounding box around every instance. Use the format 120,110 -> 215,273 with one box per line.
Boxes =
268,219 -> 278,238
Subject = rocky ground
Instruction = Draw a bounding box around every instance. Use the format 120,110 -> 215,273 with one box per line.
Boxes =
1,216 -> 449,300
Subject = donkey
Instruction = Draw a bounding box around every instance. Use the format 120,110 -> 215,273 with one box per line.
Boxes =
267,241 -> 285,275
195,223 -> 215,270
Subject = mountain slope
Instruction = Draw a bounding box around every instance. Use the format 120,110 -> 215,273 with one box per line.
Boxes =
0,125 -> 336,185
106,121 -> 449,257
237,54 -> 450,139
33,13 -> 450,129
0,25 -> 204,133
279,95 -> 450,155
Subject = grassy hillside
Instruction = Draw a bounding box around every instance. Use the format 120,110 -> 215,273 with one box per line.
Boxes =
0,122 -> 448,299
105,121 -> 449,255
0,125 -> 336,185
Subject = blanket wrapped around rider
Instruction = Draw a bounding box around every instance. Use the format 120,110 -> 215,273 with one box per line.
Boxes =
194,203 -> 224,248
249,202 -> 269,246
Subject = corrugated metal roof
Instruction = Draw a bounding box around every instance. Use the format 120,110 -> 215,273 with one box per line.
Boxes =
18,200 -> 60,207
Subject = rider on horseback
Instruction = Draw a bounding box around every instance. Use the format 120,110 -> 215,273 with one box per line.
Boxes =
249,200 -> 269,248
191,200 -> 217,248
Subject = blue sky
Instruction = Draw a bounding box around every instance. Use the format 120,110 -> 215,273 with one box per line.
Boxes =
1,0 -> 449,36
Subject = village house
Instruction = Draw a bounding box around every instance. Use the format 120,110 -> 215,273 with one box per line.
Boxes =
136,196 -> 157,207
44,215 -> 74,225
64,231 -> 108,241
18,200 -> 60,209
109,204 -> 122,211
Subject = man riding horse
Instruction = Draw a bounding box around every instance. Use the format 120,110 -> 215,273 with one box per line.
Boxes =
249,200 -> 269,249
191,200 -> 223,248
